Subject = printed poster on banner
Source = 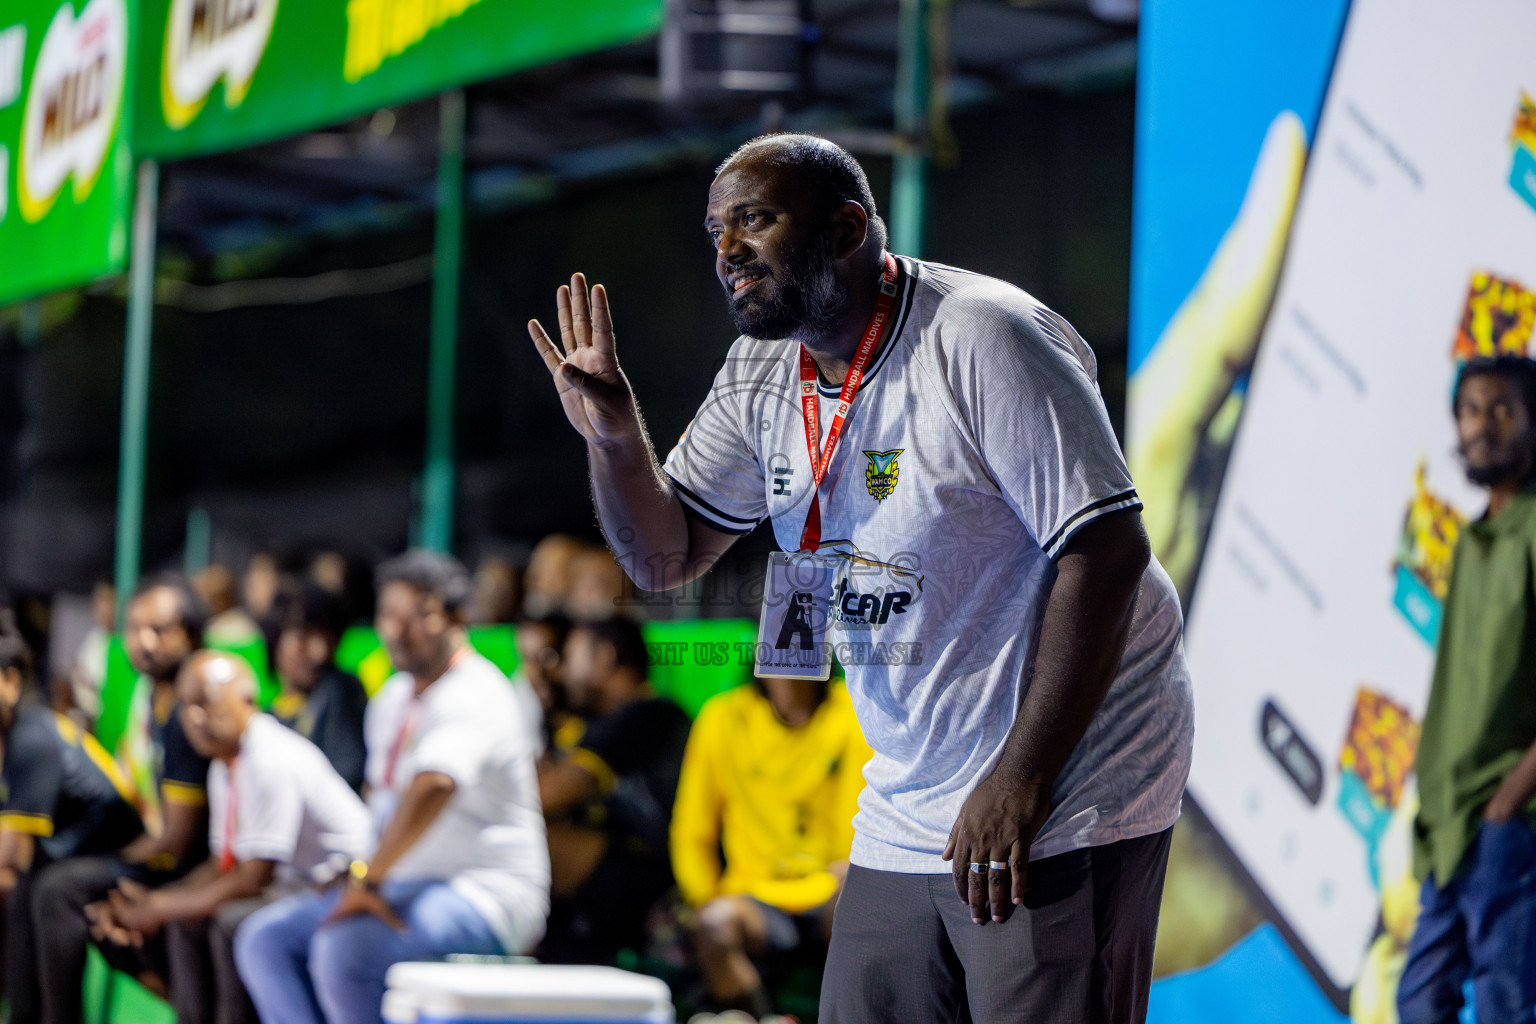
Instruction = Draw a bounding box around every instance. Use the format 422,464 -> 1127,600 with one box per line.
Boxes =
0,0 -> 133,306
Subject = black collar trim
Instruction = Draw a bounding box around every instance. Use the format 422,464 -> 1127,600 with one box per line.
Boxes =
815,255 -> 918,398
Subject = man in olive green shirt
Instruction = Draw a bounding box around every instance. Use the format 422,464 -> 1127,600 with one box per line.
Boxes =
1399,355 -> 1536,1024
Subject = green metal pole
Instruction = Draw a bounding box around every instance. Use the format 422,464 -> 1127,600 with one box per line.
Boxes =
114,160 -> 158,627
421,90 -> 466,554
891,0 -> 930,258
184,505 -> 211,577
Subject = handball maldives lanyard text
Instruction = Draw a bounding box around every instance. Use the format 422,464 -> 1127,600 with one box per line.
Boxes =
797,252 -> 899,551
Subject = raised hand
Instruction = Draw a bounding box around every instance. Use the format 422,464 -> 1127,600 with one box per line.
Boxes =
527,273 -> 639,447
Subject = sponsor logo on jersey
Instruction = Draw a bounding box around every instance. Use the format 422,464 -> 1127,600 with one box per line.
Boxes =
770,458 -> 793,496
832,577 -> 912,626
863,448 -> 903,501
161,0 -> 278,130
17,0 -> 126,223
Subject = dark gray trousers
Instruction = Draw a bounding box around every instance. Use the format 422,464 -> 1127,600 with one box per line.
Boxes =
819,827 -> 1173,1024
3,867 -> 43,1024
30,855 -> 128,1024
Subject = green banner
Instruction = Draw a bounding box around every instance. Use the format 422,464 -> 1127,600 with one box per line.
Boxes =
135,0 -> 663,159
0,0 -> 134,306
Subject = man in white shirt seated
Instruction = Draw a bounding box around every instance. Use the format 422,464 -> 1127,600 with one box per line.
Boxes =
93,650 -> 371,1024
235,550 -> 550,1024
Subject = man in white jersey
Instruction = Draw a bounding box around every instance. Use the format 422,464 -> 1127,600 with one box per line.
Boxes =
97,650 -> 371,1024
528,134 -> 1193,1024
235,551 -> 549,1024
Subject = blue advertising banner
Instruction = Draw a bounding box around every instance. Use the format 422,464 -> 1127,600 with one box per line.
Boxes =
1133,0 -> 1536,1018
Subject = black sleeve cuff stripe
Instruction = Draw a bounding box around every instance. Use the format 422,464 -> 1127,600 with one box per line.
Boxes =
669,475 -> 760,527
668,475 -> 762,533
1042,490 -> 1143,559
678,501 -> 759,536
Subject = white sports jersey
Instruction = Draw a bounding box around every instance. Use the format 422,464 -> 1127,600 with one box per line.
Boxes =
663,256 -> 1194,873
366,651 -> 550,953
208,714 -> 370,884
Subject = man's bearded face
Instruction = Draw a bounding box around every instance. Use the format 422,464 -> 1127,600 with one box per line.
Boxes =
725,228 -> 848,343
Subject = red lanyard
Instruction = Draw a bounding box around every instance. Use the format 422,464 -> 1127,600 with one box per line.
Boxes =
383,646 -> 470,788
382,701 -> 421,790
798,252 -> 900,551
219,758 -> 238,873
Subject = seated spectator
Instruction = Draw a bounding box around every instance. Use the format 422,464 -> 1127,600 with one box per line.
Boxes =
0,610 -> 145,1024
467,555 -> 520,625
538,618 -> 691,964
93,651 -> 371,1024
110,576 -> 215,836
241,554 -> 280,629
236,550 -> 549,1024
672,676 -> 872,1018
565,548 -> 631,621
308,550 -> 349,597
522,534 -> 586,618
67,580 -> 116,725
194,565 -> 262,648
513,611 -> 571,754
271,584 -> 369,792
31,577 -> 212,1024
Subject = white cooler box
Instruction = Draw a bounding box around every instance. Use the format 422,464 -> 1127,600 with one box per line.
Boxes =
383,962 -> 674,1024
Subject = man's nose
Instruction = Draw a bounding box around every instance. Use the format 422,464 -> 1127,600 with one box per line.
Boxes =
716,231 -> 750,264
1468,412 -> 1497,436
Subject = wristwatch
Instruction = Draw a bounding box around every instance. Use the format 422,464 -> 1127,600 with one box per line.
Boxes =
347,859 -> 378,893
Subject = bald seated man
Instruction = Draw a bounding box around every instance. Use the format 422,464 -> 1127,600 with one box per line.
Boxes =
530,133 -> 1193,1024
97,651 -> 371,1024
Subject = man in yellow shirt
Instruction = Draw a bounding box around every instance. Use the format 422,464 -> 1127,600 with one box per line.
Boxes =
671,676 -> 872,1018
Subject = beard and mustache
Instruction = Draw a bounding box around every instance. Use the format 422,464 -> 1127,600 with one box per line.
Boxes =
1461,439 -> 1534,487
725,230 -> 850,343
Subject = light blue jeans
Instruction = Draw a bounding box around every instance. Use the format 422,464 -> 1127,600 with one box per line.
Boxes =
233,879 -> 504,1024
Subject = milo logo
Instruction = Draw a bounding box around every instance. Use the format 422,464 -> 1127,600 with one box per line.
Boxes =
162,0 -> 278,129
18,0 -> 126,223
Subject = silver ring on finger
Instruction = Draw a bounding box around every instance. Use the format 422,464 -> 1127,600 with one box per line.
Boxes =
988,860 -> 1009,871
969,862 -> 986,873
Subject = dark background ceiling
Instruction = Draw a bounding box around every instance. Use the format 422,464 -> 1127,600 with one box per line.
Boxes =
0,0 -> 1139,599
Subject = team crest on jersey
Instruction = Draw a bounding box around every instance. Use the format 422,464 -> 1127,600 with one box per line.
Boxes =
863,449 -> 903,501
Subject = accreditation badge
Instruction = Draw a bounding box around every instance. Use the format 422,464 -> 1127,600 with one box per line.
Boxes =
755,551 -> 839,681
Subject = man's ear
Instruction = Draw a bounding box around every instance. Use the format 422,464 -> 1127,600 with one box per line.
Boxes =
831,200 -> 870,261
